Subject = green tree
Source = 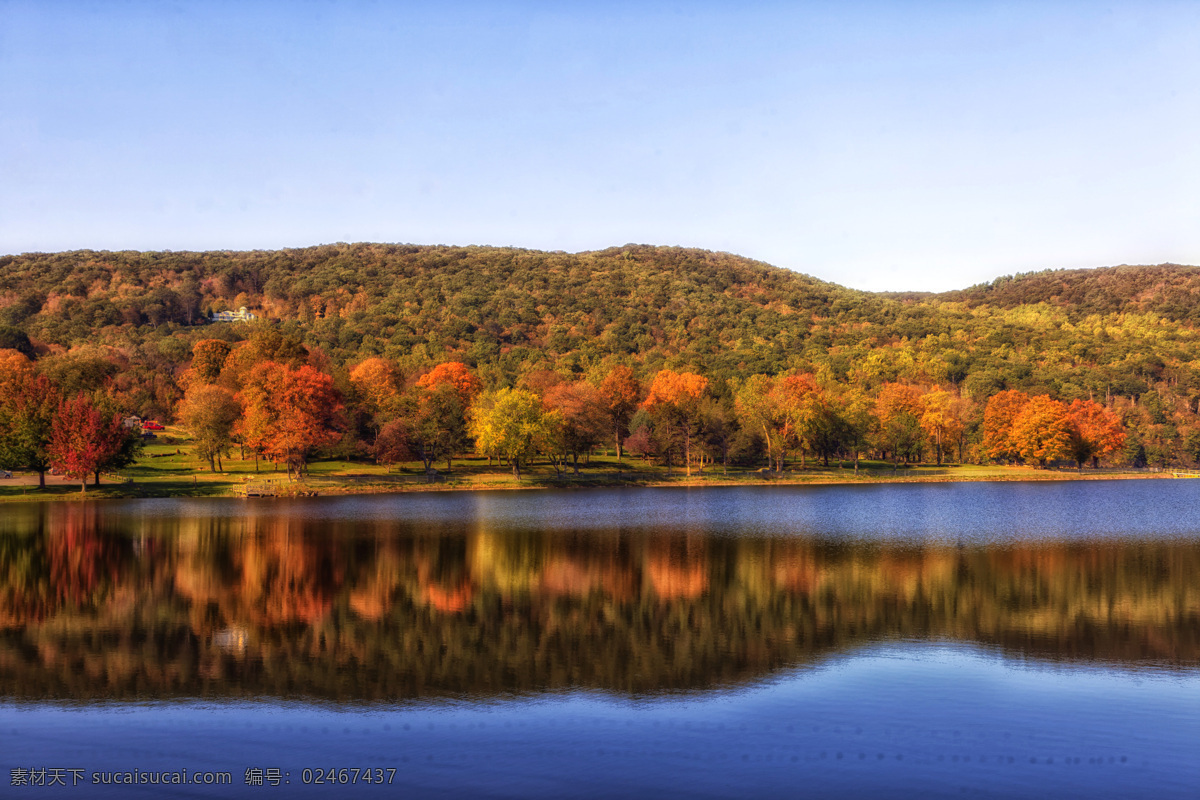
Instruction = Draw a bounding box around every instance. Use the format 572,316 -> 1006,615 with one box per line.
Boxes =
469,388 -> 558,480
179,384 -> 242,471
0,373 -> 59,488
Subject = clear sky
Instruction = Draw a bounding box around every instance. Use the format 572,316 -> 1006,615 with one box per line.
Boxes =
2,1 -> 1198,292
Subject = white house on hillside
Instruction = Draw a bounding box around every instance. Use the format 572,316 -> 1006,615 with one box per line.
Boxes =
211,307 -> 258,323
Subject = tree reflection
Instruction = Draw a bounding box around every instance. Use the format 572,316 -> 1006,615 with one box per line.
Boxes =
0,504 -> 1197,701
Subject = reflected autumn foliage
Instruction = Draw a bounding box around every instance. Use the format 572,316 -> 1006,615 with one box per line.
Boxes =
0,505 -> 1198,701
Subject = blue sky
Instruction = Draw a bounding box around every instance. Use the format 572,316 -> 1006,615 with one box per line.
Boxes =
2,1 -> 1198,291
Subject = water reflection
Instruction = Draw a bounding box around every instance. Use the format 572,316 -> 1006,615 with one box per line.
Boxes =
1,497 -> 1198,703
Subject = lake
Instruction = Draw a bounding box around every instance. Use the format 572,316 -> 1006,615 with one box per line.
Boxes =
2,481 -> 1198,798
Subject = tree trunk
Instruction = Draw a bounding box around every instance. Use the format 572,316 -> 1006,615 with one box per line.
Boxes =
761,426 -> 773,472
512,458 -> 521,480
684,428 -> 692,477
38,469 -> 46,489
615,428 -> 623,460
209,455 -> 216,472
573,452 -> 580,475
94,470 -> 101,487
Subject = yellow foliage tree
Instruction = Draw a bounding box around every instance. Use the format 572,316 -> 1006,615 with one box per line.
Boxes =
469,388 -> 559,480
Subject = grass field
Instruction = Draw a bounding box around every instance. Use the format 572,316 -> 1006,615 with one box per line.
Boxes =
0,427 -> 1169,502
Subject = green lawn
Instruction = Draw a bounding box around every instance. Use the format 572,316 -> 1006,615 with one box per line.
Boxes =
0,429 -> 1160,503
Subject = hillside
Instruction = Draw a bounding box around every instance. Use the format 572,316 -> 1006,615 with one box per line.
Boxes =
0,244 -> 873,376
942,263 -> 1200,321
1,243 -> 1200,453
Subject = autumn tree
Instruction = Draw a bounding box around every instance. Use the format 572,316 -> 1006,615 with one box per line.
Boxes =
982,389 -> 1030,463
349,357 -> 404,429
469,388 -> 558,480
833,386 -> 875,473
0,349 -> 36,395
1010,396 -> 1072,466
47,394 -> 126,493
920,389 -> 967,466
416,362 -> 482,410
642,370 -> 709,476
92,394 -> 144,483
237,362 -> 343,478
779,374 -> 830,469
1066,399 -> 1125,469
875,383 -> 925,468
410,382 -> 470,473
733,374 -> 787,471
179,384 -> 242,472
599,365 -> 642,459
219,330 -> 309,392
190,339 -> 233,383
698,397 -> 739,474
543,381 -> 608,474
0,369 -> 59,488
373,418 -> 415,471
623,409 -> 660,464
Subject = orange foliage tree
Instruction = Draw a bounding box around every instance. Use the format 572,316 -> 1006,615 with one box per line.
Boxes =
0,349 -> 36,396
642,370 -> 709,476
733,373 -> 824,471
599,365 -> 642,459
1010,396 -> 1072,466
237,362 -> 343,478
983,389 -> 1030,463
349,357 -> 404,425
777,373 -> 826,469
875,383 -> 925,467
1066,399 -> 1125,469
415,362 -> 482,410
543,381 -> 608,474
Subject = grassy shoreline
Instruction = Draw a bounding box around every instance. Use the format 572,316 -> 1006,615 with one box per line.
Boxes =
0,430 -> 1181,502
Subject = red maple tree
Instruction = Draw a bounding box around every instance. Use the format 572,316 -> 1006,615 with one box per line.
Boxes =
48,394 -> 125,493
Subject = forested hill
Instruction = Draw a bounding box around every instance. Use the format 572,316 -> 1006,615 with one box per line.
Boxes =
940,263 -> 1200,321
0,243 -> 872,374
2,243 -> 1200,405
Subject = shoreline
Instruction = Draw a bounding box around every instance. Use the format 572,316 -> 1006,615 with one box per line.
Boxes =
0,465 -> 1182,503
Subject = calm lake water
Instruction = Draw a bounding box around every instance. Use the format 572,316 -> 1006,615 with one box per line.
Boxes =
2,481 -> 1198,798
